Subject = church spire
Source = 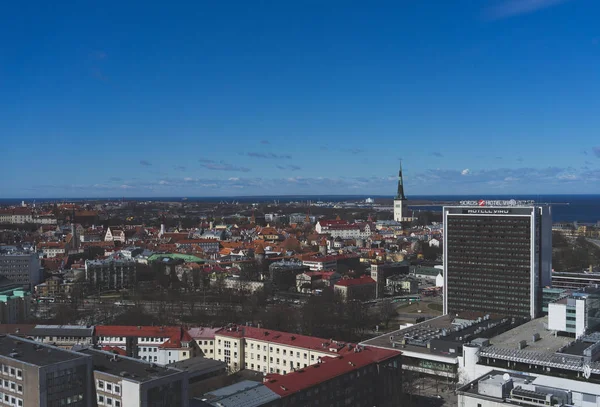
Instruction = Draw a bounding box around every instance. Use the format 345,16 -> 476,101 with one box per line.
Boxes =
396,161 -> 406,200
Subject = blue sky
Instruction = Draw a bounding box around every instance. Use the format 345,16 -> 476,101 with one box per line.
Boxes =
2,0 -> 600,198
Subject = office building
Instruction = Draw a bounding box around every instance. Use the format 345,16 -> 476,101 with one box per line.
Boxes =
0,335 -> 94,407
0,287 -> 31,324
79,348 -> 189,407
84,258 -> 136,292
551,271 -> 600,290
0,250 -> 42,289
443,202 -> 552,319
214,325 -> 356,373
548,286 -> 600,337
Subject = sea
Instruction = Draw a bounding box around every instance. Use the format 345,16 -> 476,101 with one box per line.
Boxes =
1,194 -> 599,224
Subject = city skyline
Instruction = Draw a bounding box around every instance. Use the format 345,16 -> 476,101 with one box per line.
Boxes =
2,0 -> 600,197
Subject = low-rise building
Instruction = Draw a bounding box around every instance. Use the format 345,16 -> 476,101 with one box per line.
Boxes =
386,275 -> 418,295
37,242 -> 66,258
269,260 -> 309,291
31,325 -> 95,349
296,271 -> 341,293
96,326 -> 195,365
80,348 -> 189,407
214,325 -> 357,373
334,275 -> 376,301
104,227 -> 125,243
301,255 -> 337,272
457,369 -> 600,407
0,335 -> 94,407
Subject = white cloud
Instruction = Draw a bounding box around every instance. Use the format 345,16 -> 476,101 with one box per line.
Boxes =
461,169 -> 471,176
228,177 -> 240,181
120,184 -> 134,189
159,180 -> 169,185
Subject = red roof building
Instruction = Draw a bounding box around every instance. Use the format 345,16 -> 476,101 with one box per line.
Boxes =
263,346 -> 402,406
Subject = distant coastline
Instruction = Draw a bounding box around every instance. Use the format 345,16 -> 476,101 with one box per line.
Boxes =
1,194 -> 598,223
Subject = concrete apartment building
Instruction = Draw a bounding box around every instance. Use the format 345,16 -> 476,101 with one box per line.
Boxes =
79,348 -> 189,407
96,326 -> 195,365
0,287 -> 31,324
84,258 -> 136,292
214,325 -> 356,374
0,335 -> 94,407
0,250 -> 42,289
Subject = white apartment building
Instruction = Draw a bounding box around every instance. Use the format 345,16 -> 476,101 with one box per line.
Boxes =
188,327 -> 220,359
301,256 -> 337,271
37,242 -> 66,258
95,326 -> 194,366
214,325 -> 355,373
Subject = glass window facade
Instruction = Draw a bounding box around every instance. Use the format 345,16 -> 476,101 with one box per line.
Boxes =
445,212 -> 536,318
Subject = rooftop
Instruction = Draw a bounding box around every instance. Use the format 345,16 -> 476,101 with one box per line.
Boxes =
188,327 -> 222,340
203,380 -> 280,407
216,326 -> 354,355
96,325 -> 181,338
79,348 -> 182,383
0,335 -> 89,367
335,275 -> 376,287
488,316 -> 570,353
263,346 -> 400,396
31,325 -> 95,337
167,356 -> 226,378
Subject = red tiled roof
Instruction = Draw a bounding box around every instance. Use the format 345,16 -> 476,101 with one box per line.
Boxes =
334,275 -> 376,287
264,347 -> 401,396
216,326 -> 354,355
101,346 -> 127,355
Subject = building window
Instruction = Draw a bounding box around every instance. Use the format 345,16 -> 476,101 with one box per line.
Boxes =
106,397 -> 113,405
114,385 -> 120,395
98,380 -> 104,390
183,352 -> 187,357
106,383 -> 112,392
98,395 -> 105,404
115,401 -> 121,407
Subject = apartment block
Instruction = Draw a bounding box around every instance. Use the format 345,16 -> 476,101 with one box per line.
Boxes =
79,348 -> 189,407
96,326 -> 195,365
0,251 -> 42,289
214,325 -> 357,373
0,335 -> 94,407
187,327 -> 220,359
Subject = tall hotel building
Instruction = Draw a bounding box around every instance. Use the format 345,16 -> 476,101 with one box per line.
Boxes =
443,202 -> 552,319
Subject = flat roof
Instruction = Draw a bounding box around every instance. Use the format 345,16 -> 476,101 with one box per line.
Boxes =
360,314 -> 469,360
79,348 -> 182,383
204,380 -> 280,407
0,335 -> 89,367
167,357 -> 226,377
488,316 -> 571,353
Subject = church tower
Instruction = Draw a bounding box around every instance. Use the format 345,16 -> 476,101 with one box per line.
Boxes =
393,162 -> 407,222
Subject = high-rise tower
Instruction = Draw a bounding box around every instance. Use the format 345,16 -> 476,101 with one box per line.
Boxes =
393,162 -> 407,222
443,203 -> 552,319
